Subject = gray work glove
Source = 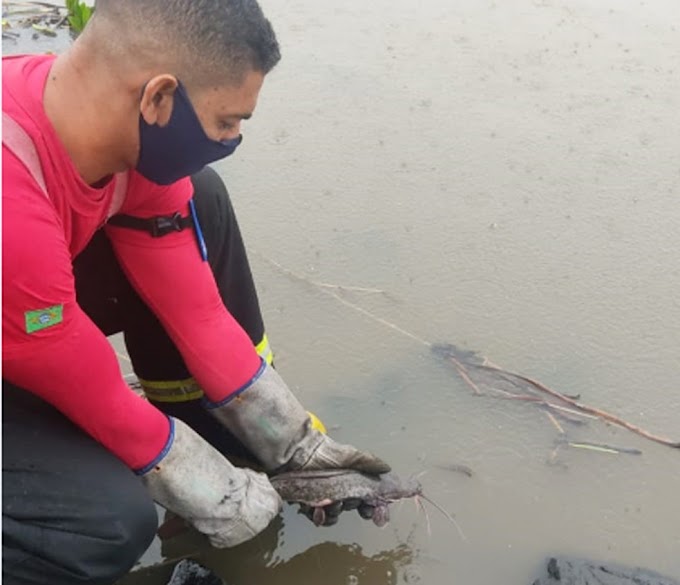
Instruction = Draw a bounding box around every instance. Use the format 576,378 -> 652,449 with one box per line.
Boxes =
141,418 -> 282,548
204,363 -> 391,525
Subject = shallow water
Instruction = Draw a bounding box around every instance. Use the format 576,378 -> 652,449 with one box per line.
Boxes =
4,0 -> 680,583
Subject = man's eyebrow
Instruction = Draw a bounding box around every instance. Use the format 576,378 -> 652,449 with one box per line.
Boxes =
228,112 -> 252,120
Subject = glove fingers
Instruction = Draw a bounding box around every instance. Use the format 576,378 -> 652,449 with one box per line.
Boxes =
357,503 -> 376,520
322,511 -> 340,526
324,501 -> 344,517
299,502 -> 343,527
371,504 -> 390,527
346,452 -> 392,475
341,498 -> 362,511
312,440 -> 391,475
299,498 -> 378,527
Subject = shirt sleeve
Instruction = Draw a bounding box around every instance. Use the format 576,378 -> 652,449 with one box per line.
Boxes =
106,172 -> 262,403
2,153 -> 171,472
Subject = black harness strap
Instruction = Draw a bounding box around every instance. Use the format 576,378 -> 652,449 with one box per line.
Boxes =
107,212 -> 193,238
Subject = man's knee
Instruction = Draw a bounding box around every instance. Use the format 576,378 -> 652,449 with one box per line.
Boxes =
3,487 -> 158,585
90,490 -> 159,581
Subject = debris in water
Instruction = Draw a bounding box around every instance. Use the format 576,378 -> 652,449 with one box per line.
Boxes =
558,439 -> 642,456
166,560 -> 224,585
31,23 -> 56,36
531,555 -> 680,584
2,0 -> 89,37
431,342 -> 680,451
435,463 -> 474,477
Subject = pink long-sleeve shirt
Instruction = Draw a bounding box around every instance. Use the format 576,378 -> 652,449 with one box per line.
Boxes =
2,54 -> 262,472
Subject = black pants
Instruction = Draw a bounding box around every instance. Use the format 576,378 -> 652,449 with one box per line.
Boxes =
2,167 -> 268,585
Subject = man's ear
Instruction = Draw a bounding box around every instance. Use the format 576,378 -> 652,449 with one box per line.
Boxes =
139,75 -> 179,127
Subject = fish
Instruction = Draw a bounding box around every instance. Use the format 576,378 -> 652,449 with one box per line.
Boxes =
269,469 -> 463,538
270,469 -> 421,527
158,469 -> 463,540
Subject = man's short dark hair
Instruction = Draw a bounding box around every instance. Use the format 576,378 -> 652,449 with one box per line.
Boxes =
92,0 -> 281,86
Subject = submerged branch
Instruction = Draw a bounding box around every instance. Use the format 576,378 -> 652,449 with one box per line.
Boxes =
255,252 -> 680,451
545,411 -> 565,435
474,361 -> 679,448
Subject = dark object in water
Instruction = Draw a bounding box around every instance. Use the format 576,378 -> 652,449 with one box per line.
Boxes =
531,557 -> 680,585
430,342 -> 484,365
269,469 -> 422,527
166,560 -> 224,585
435,463 -> 474,477
431,342 -> 680,449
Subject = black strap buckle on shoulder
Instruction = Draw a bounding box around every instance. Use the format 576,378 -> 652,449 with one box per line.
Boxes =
150,212 -> 187,237
107,211 -> 194,237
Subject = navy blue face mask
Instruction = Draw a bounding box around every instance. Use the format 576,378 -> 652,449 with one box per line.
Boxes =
136,80 -> 242,185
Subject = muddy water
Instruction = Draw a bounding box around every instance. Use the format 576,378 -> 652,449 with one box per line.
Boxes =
4,0 -> 680,583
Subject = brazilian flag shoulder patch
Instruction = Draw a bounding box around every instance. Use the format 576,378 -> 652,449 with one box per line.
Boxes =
24,305 -> 64,334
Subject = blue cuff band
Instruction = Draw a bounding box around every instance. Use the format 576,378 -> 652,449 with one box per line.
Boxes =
134,415 -> 175,476
202,358 -> 267,410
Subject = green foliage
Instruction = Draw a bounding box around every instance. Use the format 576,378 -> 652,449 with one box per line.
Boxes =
65,0 -> 93,34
